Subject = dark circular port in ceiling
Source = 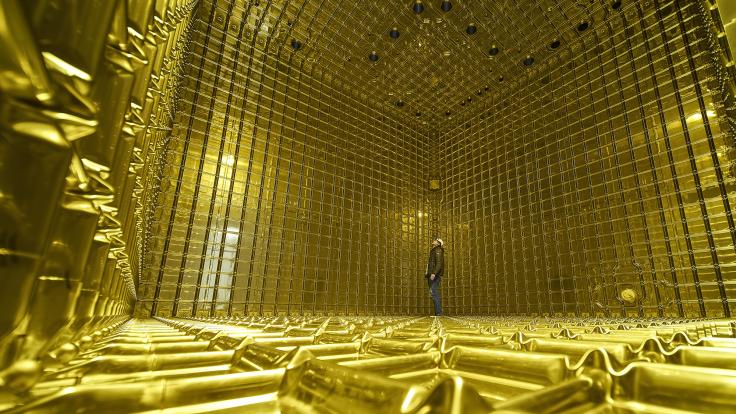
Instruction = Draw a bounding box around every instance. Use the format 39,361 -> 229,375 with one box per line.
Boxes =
477,90 -> 483,96
396,100 -> 405,107
466,23 -> 477,35
550,39 -> 561,49
416,111 -> 422,117
489,45 -> 499,56
611,0 -> 622,10
577,21 -> 589,32
445,110 -> 452,116
523,55 -> 534,66
368,51 -> 379,62
412,0 -> 425,14
497,76 -> 504,82
389,28 -> 400,39
291,39 -> 302,50
440,0 -> 452,12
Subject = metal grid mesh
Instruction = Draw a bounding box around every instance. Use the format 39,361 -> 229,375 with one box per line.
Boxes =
136,0 -> 736,318
438,0 -> 736,317
259,0 -> 618,124
138,0 -> 434,316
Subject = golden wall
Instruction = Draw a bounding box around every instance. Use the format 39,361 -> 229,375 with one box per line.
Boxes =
0,0 -> 196,376
137,0 -> 433,317
438,0 -> 736,317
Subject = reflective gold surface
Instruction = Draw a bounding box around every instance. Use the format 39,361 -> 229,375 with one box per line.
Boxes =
2,0 -> 736,411
4,317 -> 736,413
0,0 -> 197,396
139,0 -> 431,317
137,0 -> 736,319
439,0 -> 736,317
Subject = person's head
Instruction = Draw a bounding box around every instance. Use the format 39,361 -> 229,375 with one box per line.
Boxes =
432,238 -> 444,248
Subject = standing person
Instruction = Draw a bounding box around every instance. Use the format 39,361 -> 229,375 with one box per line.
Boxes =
425,238 -> 444,316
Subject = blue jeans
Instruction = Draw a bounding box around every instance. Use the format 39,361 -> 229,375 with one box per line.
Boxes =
428,277 -> 442,316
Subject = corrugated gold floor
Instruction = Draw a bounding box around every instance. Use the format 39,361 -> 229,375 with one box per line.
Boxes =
5,317 -> 736,413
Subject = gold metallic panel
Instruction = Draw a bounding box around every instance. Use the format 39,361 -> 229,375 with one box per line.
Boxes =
141,0 -> 431,317
5,316 -> 736,413
0,0 -> 198,396
439,0 -> 736,318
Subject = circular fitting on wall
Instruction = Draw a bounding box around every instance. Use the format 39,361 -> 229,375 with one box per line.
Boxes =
416,111 -> 422,117
550,39 -> 561,49
440,0 -> 452,12
577,21 -> 590,32
466,23 -> 477,35
497,75 -> 504,82
445,110 -> 452,116
611,0 -> 623,10
523,55 -> 534,66
489,45 -> 500,56
396,100 -> 405,107
291,39 -> 302,50
620,288 -> 639,305
413,0 -> 425,14
368,51 -> 379,62
389,27 -> 400,39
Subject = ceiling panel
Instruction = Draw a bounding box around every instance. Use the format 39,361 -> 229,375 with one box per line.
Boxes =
244,0 -> 632,126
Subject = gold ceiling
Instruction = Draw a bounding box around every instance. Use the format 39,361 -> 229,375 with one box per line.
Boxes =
254,0 -> 626,125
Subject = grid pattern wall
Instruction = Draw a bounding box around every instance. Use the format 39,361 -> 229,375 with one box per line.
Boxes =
438,0 -> 736,317
138,0 -> 433,316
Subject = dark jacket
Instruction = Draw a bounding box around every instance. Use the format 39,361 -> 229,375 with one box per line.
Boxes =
425,245 -> 445,278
